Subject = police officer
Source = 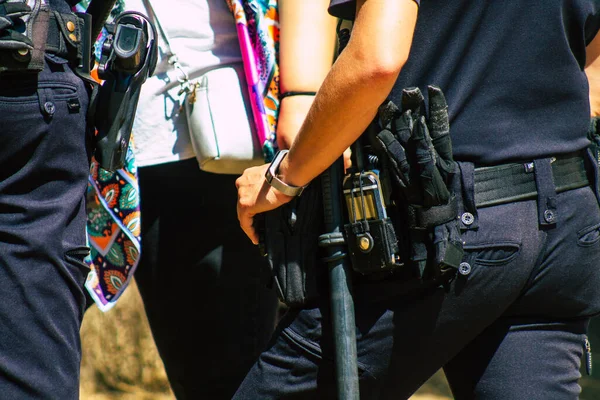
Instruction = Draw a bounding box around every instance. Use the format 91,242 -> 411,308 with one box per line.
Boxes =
235,0 -> 600,398
0,0 -> 96,397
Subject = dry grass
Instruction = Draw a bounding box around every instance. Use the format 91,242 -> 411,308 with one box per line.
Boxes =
80,279 -> 175,399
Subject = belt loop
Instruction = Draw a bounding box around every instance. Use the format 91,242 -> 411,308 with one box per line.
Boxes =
533,158 -> 557,226
585,147 -> 600,206
457,161 -> 478,230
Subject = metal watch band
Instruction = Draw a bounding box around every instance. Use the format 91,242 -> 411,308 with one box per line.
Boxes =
264,150 -> 306,196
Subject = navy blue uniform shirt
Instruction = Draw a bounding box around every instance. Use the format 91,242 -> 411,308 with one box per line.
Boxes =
49,0 -> 82,11
329,0 -> 600,165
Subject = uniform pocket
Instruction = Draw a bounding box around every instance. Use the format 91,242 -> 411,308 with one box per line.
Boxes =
577,223 -> 600,247
463,241 -> 521,267
64,246 -> 91,273
0,82 -> 77,104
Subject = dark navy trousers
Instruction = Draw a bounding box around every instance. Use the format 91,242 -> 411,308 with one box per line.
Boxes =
234,156 -> 600,399
0,58 -> 92,398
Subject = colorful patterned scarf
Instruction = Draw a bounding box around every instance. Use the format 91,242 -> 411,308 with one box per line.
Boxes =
226,0 -> 280,162
76,0 -> 141,312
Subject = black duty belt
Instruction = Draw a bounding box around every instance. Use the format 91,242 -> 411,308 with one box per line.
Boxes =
474,152 -> 589,208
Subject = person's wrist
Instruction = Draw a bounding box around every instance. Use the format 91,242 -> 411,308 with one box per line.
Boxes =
264,150 -> 307,197
276,152 -> 294,186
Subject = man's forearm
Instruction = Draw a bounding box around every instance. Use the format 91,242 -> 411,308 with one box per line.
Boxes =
277,0 -> 337,149
279,0 -> 419,188
279,0 -> 337,94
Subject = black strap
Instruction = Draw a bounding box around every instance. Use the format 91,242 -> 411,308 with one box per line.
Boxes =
280,91 -> 317,99
407,196 -> 459,230
45,10 -> 85,62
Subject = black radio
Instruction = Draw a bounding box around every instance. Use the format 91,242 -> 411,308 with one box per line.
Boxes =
343,171 -> 402,276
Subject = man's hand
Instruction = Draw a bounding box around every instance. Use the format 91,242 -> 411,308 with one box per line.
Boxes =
0,0 -> 33,51
236,163 -> 295,244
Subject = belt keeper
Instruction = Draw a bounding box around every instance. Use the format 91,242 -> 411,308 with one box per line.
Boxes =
458,162 -> 479,229
533,158 -> 558,226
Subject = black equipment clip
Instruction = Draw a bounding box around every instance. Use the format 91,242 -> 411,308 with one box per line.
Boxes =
93,11 -> 158,171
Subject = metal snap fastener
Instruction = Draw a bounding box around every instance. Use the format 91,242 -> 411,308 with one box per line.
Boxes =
458,262 -> 471,276
68,33 -> 78,42
357,233 -> 373,253
12,48 -> 31,63
359,236 -> 371,251
66,21 -> 76,32
44,101 -> 55,116
544,209 -> 556,224
461,212 -> 474,226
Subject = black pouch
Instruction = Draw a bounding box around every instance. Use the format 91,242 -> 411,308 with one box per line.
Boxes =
341,170 -> 403,277
344,218 -> 401,276
0,2 -> 49,74
258,177 -> 325,308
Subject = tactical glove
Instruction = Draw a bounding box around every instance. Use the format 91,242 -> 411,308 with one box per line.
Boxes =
0,0 -> 33,51
371,86 -> 463,281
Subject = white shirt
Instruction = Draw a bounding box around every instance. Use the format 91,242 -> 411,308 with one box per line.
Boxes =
127,0 -> 242,167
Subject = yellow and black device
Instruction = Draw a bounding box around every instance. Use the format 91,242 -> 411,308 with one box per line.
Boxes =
343,171 -> 387,222
342,170 -> 402,276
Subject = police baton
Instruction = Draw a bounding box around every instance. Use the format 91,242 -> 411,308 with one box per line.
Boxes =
315,20 -> 360,399
319,156 -> 360,400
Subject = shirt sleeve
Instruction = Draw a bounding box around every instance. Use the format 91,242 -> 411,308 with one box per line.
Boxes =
328,0 -> 420,20
585,3 -> 600,45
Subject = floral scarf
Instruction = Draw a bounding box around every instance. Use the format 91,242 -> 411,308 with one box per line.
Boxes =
226,0 -> 280,161
76,0 -> 141,312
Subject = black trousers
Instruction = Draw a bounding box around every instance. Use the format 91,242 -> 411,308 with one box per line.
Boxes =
234,156 -> 600,400
135,158 -> 279,399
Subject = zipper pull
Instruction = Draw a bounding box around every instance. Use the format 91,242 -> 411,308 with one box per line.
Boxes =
585,336 -> 593,376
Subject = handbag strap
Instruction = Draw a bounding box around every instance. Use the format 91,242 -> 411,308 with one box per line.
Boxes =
141,0 -> 191,85
141,0 -> 174,57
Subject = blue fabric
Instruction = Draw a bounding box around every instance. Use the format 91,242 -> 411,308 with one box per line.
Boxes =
50,0 -> 79,12
233,160 -> 600,398
328,0 -> 420,20
0,57 -> 92,398
329,0 -> 600,166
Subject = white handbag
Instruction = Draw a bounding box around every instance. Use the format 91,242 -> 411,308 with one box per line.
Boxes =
143,0 -> 264,175
183,63 -> 265,174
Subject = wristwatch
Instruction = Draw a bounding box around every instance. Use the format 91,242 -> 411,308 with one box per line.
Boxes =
264,150 -> 307,196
